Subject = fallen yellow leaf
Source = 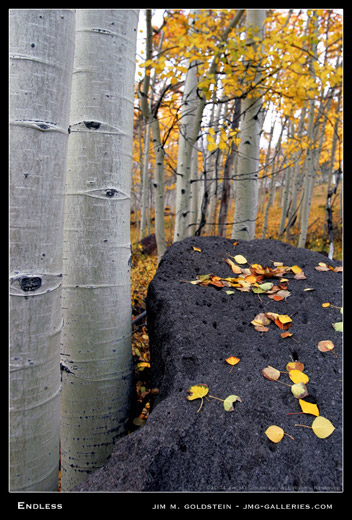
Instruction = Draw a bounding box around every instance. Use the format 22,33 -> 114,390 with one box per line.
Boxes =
265,425 -> 284,443
312,416 -> 335,438
299,399 -> 319,416
289,369 -> 309,384
234,254 -> 248,264
278,314 -> 292,324
265,425 -> 294,443
291,265 -> 302,274
186,383 -> 209,401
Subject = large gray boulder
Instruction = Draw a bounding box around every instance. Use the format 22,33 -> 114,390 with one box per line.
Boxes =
74,237 -> 342,493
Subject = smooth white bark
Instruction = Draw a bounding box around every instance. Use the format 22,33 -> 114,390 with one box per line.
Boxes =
232,9 -> 266,241
173,10 -> 201,242
61,9 -> 138,491
9,9 -> 75,491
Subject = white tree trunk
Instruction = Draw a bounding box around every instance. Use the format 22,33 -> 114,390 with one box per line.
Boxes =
9,9 -> 75,491
60,9 -> 138,491
232,9 -> 266,241
173,10 -> 201,242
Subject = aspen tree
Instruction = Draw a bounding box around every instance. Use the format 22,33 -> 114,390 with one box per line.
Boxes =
174,9 -> 201,242
174,9 -> 245,242
60,9 -> 138,491
232,9 -> 266,241
298,12 -> 319,248
139,10 -> 167,260
9,9 -> 75,491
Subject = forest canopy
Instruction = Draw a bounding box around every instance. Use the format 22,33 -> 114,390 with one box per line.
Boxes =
132,9 -> 342,257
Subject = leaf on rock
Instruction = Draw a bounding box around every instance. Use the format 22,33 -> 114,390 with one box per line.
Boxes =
265,425 -> 294,443
223,394 -> 242,412
186,383 -> 209,413
234,254 -> 248,264
332,321 -> 343,332
251,313 -> 271,328
286,361 -> 304,372
289,369 -> 309,384
265,425 -> 284,443
225,356 -> 240,372
315,262 -> 330,271
274,314 -> 292,330
291,382 -> 308,399
265,312 -> 279,322
317,340 -> 335,353
255,326 -> 270,332
294,271 -> 307,280
186,383 -> 209,401
291,265 -> 302,274
281,331 -> 293,338
224,258 -> 242,274
299,399 -> 319,416
192,246 -> 202,252
259,282 -> 274,292
278,314 -> 292,324
311,416 -> 335,438
262,365 -> 281,381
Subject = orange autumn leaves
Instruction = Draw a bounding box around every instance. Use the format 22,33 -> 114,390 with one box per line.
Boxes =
251,311 -> 293,336
183,255 -> 305,301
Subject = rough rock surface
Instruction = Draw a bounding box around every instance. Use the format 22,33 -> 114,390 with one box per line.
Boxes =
74,237 -> 343,492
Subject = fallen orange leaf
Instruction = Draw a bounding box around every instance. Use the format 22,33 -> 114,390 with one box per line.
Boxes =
281,331 -> 293,338
225,356 -> 240,372
225,356 -> 240,366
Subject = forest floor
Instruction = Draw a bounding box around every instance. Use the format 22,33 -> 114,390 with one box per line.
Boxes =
130,182 -> 342,426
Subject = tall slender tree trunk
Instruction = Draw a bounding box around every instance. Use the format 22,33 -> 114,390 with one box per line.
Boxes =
203,98 -> 222,235
262,119 -> 286,238
9,9 -> 75,491
175,9 -> 245,242
151,115 -> 167,259
60,9 -> 138,491
298,13 -> 318,248
140,120 -> 151,239
139,10 -> 167,259
232,9 -> 266,241
174,9 -> 201,242
218,98 -> 241,236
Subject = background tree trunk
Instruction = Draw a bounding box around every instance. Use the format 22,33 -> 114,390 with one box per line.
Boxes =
9,9 -> 75,491
298,13 -> 319,248
173,9 -> 201,242
232,9 -> 266,241
60,9 -> 139,491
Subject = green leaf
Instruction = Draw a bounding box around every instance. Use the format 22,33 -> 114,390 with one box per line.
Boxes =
332,321 -> 343,332
291,382 -> 308,399
259,282 -> 274,292
223,395 -> 242,412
